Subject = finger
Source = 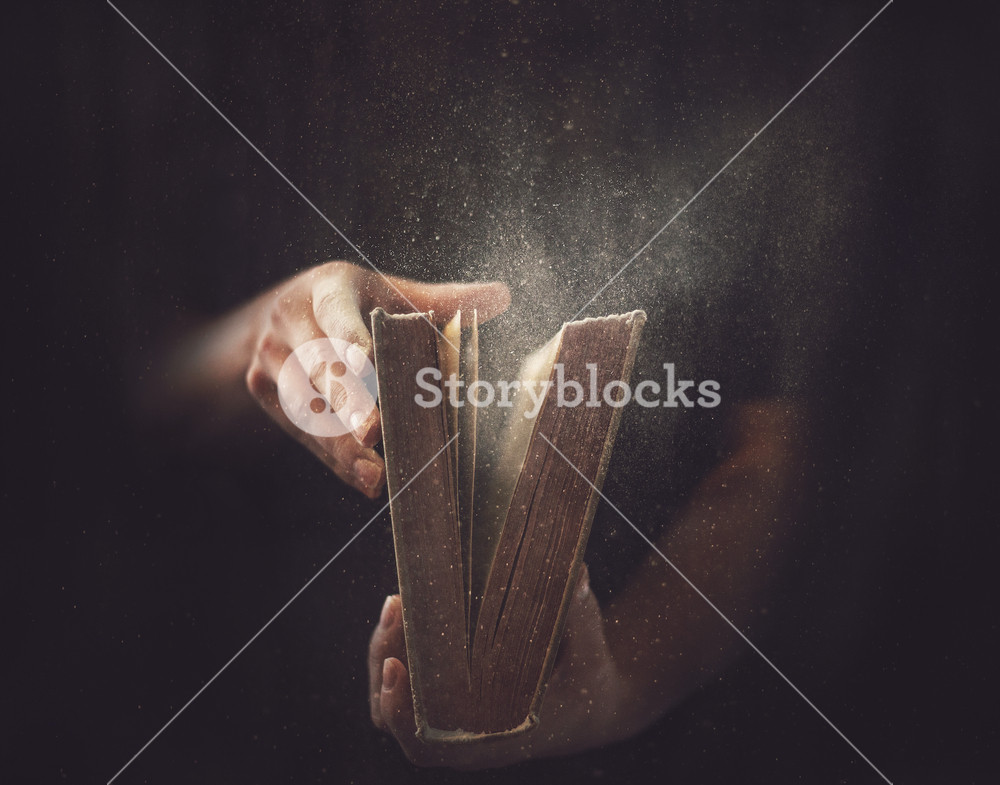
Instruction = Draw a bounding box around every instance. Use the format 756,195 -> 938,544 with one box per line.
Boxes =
308,353 -> 381,449
381,657 -> 428,764
263,382 -> 385,497
377,646 -> 531,769
368,595 -> 404,729
370,600 -> 512,769
251,326 -> 385,495
247,351 -> 385,497
310,274 -> 381,446
364,275 -> 511,326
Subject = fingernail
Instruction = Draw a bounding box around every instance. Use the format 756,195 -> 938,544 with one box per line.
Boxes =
346,343 -> 371,377
379,595 -> 396,629
381,659 -> 398,692
353,458 -> 383,490
351,409 -> 379,442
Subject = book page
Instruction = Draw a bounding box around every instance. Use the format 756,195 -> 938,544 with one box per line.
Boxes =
457,310 -> 478,641
470,311 -> 646,734
469,328 -> 563,630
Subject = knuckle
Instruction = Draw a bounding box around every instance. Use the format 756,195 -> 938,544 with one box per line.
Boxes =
257,332 -> 282,358
318,260 -> 365,290
244,362 -> 270,398
270,279 -> 312,324
266,303 -> 287,331
319,260 -> 352,278
271,295 -> 298,324
312,288 -> 345,324
328,435 -> 362,465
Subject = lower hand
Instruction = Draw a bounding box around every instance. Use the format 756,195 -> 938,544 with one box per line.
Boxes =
367,566 -> 632,769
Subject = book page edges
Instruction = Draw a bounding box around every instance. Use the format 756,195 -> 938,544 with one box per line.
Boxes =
464,310 -> 647,741
469,327 -> 564,618
458,311 -> 479,644
417,712 -> 539,744
523,309 -> 647,727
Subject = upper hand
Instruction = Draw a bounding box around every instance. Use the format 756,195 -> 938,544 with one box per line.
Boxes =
242,261 -> 509,498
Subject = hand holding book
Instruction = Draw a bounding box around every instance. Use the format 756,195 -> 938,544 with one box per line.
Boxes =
369,564 -> 634,769
371,308 -> 647,744
367,398 -> 808,769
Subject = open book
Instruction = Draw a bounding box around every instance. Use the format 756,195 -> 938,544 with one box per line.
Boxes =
371,308 -> 645,742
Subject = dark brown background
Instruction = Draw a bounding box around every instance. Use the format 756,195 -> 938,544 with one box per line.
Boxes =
7,1 -> 996,783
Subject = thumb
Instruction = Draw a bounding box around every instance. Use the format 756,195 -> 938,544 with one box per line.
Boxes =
380,656 -> 426,762
555,565 -> 610,672
370,276 -> 511,326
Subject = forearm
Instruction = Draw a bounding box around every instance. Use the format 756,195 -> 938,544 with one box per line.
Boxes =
604,401 -> 809,737
150,293 -> 268,427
